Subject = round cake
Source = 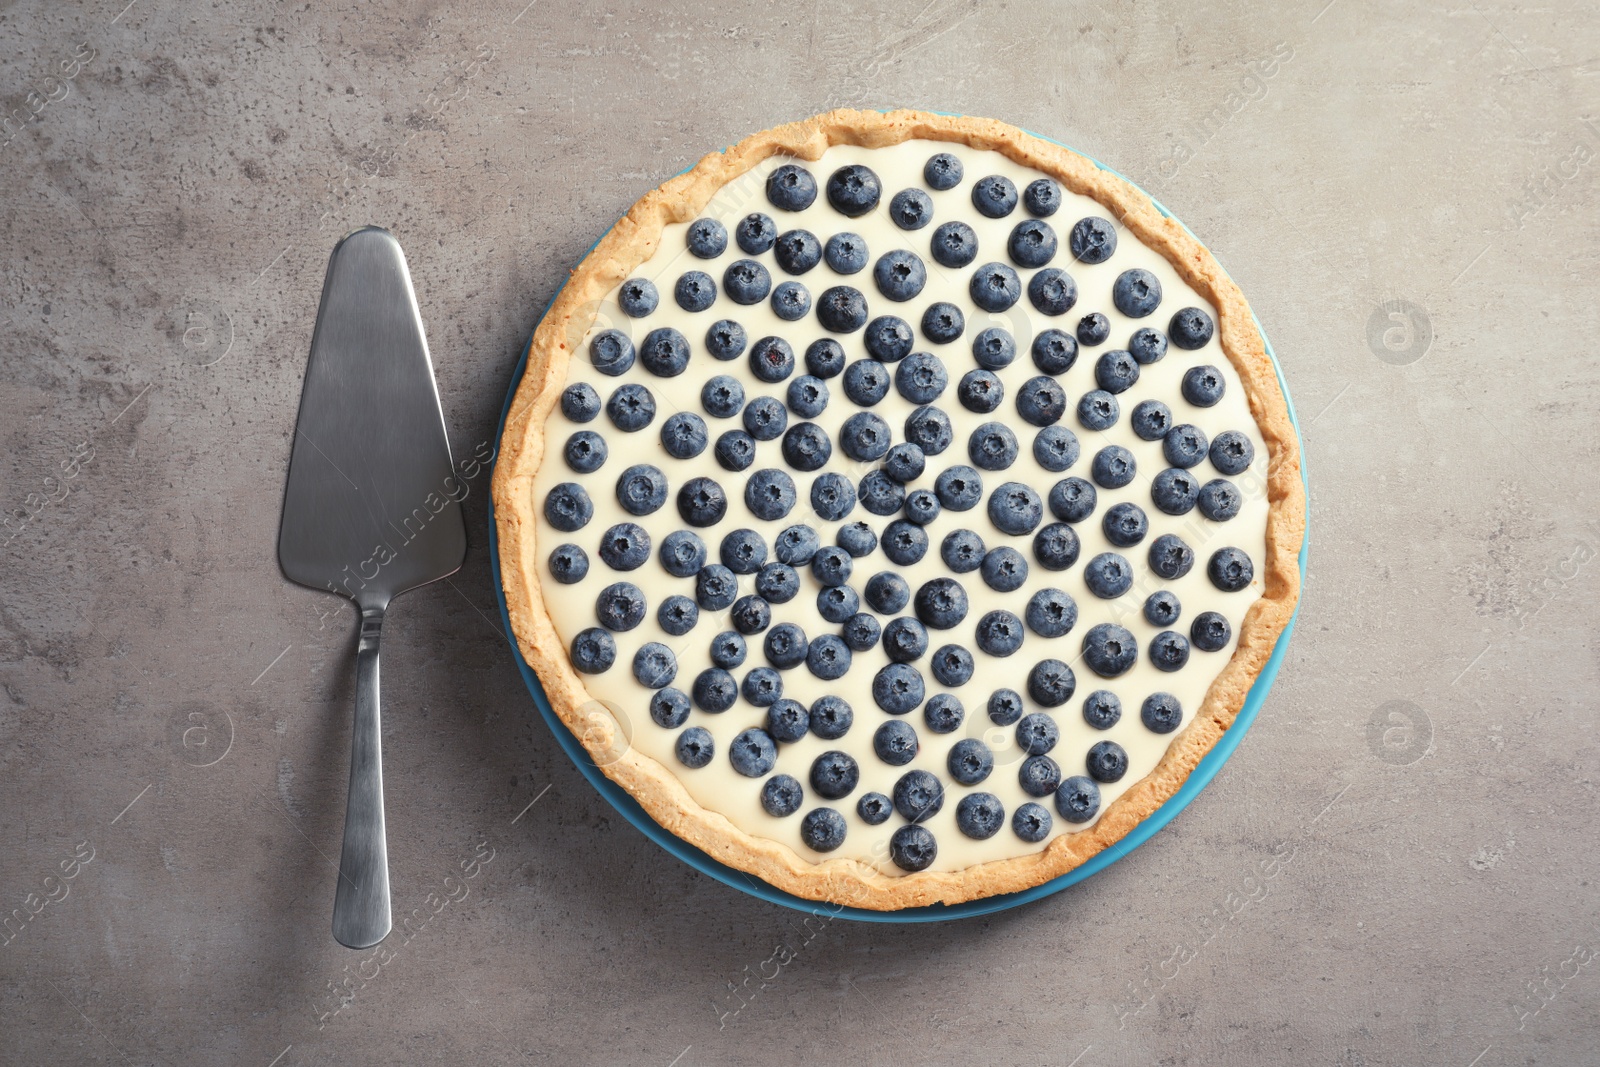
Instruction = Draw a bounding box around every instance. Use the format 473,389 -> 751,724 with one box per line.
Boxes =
493,109 -> 1303,910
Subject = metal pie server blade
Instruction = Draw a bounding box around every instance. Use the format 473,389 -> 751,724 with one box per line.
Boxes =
277,226 -> 467,949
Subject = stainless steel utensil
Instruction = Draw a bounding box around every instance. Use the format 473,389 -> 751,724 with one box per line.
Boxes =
278,227 -> 467,949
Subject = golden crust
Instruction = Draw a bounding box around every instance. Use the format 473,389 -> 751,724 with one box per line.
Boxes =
492,109 -> 1305,911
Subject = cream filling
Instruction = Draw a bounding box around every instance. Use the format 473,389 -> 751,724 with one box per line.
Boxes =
530,139 -> 1268,874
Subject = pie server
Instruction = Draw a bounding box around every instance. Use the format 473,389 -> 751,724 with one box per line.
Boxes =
277,227 -> 467,948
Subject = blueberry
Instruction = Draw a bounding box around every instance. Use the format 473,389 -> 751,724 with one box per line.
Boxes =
1144,590 -> 1181,627
564,430 -> 607,474
1128,327 -> 1168,365
988,688 -> 1025,725
615,463 -> 667,515
980,546 -> 1029,592
914,578 -> 968,630
1030,426 -> 1078,473
1028,268 -> 1078,316
705,319 -> 748,361
884,442 -> 927,483
809,750 -> 860,799
700,375 -> 745,420
865,572 -> 909,614
1181,365 -> 1225,407
691,669 -> 737,713
920,302 -> 964,345
1148,533 -> 1196,581
1082,690 -> 1121,730
1197,479 -> 1242,521
811,472 -> 860,522
1130,399 -> 1172,442
858,791 -> 893,823
1032,523 -> 1081,573
571,628 -> 616,673
843,358 -> 890,406
1170,307 -> 1215,349
892,768 -> 945,822
883,616 -> 929,663
1013,802 -> 1053,843
934,465 -> 984,511
1016,376 -> 1067,427
785,376 -> 829,420
735,212 -> 777,254
826,164 -> 880,217
856,470 -> 902,516
675,726 -> 715,768
1023,178 -> 1062,216
928,700 -> 969,742
1091,445 -> 1136,489
673,271 -> 717,313
968,422 -> 1019,471
969,262 -> 1022,312
1069,217 -> 1117,264
1086,740 -> 1128,783
975,609 -> 1025,657
764,622 -> 810,670
1102,502 -> 1149,548
748,336 -> 795,385
1149,631 -> 1190,672
1083,552 -> 1132,599
835,520 -> 876,558
695,564 -> 738,610
756,562 -> 800,603
1025,587 -> 1078,638
708,631 -> 746,670
1162,424 -> 1208,469
840,412 -> 892,462
930,643 -> 975,687
1008,219 -> 1057,268
896,352 -> 948,403
1208,547 -> 1254,592
970,326 -> 1016,370
816,586 -> 859,625
760,774 -> 804,817
1048,477 -> 1097,523
742,667 -> 782,707
924,152 -> 963,189
987,481 -> 1044,536
597,523 -> 650,571
1192,611 -> 1232,652
890,824 -> 938,871
713,430 -> 756,472
874,249 -> 927,302
816,285 -> 867,333
651,688 -> 692,729
824,231 -> 869,274
774,229 -> 822,274
660,413 -> 709,461
941,529 -> 985,573
561,382 -> 602,422
972,175 -> 1018,218
864,315 -> 914,362
774,524 -> 819,566
800,808 -> 847,852
1082,623 -> 1138,678
1112,268 -> 1161,318
811,546 -> 853,587
904,406 -> 954,455
930,220 -> 979,268
770,281 -> 811,321
1027,659 -> 1076,708
1055,776 -> 1101,823
957,369 -> 1004,414
686,218 -> 727,259
780,422 -> 832,472
841,612 -> 881,652
1094,350 -> 1139,395
718,527 -> 766,574
1027,331 -> 1075,377
745,468 -> 797,521
948,738 -> 994,786
1150,469 -> 1199,516
1209,430 -> 1255,476
811,695 -> 853,740
1076,313 -> 1110,347
889,188 -> 933,229
723,259 -> 771,305
657,594 -> 698,636
548,543 -> 589,584
1018,756 -> 1062,798
873,662 -> 925,715
956,793 -> 1005,840
767,164 -> 818,211
606,383 -> 656,432
804,341 -> 847,383
617,277 -> 658,318
1077,390 -> 1119,431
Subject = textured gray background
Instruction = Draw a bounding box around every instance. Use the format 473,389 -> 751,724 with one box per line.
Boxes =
2,0 -> 1596,1064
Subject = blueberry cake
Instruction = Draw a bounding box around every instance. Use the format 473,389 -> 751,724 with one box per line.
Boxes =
493,110 -> 1303,910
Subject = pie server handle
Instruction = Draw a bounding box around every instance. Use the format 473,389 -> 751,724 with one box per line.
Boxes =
331,605 -> 392,949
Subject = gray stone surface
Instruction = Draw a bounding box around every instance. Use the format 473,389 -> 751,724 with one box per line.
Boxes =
2,1 -> 1596,1064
